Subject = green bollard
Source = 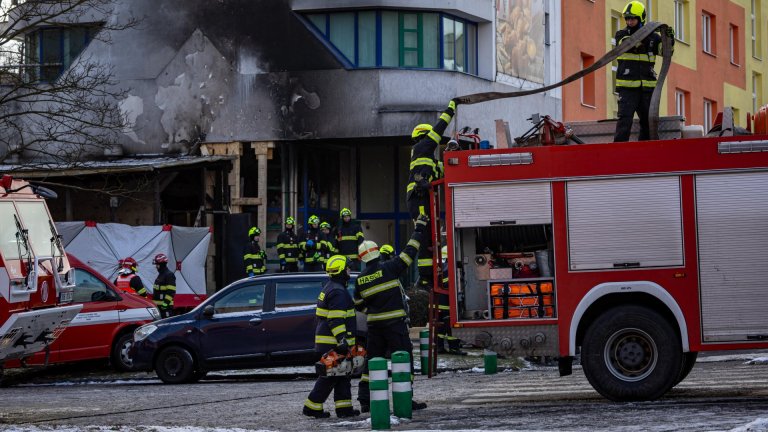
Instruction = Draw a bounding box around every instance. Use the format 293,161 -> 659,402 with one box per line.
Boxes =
419,329 -> 430,375
369,357 -> 390,430
484,349 -> 498,375
391,351 -> 413,419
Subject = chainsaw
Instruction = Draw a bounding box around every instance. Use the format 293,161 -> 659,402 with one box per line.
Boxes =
315,344 -> 367,377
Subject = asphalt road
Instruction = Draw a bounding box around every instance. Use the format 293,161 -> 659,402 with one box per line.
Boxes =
1,353 -> 768,431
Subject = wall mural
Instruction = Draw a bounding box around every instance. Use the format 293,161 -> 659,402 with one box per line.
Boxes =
496,0 -> 546,85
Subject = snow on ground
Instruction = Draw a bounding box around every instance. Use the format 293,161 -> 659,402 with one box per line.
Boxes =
745,357 -> 768,365
725,418 -> 768,432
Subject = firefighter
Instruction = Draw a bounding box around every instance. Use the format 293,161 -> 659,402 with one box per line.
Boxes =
379,244 -> 395,261
299,215 -> 324,272
152,253 -> 176,318
436,245 -> 466,355
319,221 -> 336,265
114,257 -> 147,297
333,208 -> 364,272
303,255 -> 360,419
277,216 -> 300,272
244,226 -> 267,277
355,214 -> 430,413
613,1 -> 675,142
406,99 -> 458,289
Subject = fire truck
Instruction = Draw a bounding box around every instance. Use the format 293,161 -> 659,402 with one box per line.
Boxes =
434,111 -> 768,402
0,175 -> 82,378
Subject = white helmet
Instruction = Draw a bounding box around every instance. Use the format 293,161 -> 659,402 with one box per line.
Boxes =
358,240 -> 380,263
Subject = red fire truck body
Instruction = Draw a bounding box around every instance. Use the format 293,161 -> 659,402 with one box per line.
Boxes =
438,134 -> 768,401
0,175 -> 82,374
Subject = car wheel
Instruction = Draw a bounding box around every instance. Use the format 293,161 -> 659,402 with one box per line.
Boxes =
581,305 -> 682,401
154,346 -> 195,384
111,332 -> 135,372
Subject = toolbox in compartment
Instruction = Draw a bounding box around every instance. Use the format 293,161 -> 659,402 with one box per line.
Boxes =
487,279 -> 555,320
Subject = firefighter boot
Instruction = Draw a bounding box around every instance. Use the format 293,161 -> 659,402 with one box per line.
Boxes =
302,406 -> 331,419
447,337 -> 467,355
412,400 -> 428,410
336,407 -> 361,418
359,403 -> 370,413
436,334 -> 448,354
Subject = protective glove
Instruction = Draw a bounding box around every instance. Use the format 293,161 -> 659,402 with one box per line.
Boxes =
335,338 -> 349,355
664,26 -> 675,40
306,239 -> 315,249
414,214 -> 429,232
248,272 -> 255,277
448,99 -> 457,111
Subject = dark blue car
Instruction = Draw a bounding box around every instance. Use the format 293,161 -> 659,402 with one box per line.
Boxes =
130,272 -> 361,384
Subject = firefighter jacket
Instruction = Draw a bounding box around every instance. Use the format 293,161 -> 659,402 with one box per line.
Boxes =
152,265 -> 176,311
614,24 -> 664,90
315,276 -> 357,352
276,228 -> 300,264
354,226 -> 424,326
298,227 -> 323,265
407,103 -> 455,200
115,273 -> 147,297
334,222 -> 364,261
319,231 -> 336,264
243,241 -> 267,275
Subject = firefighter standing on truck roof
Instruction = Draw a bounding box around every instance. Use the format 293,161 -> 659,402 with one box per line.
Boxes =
152,253 -> 176,318
299,215 -> 324,272
244,227 -> 267,277
303,255 -> 360,419
114,257 -> 147,297
406,99 -> 458,289
613,1 -> 675,142
333,208 -> 364,272
355,214 -> 431,413
277,216 -> 300,273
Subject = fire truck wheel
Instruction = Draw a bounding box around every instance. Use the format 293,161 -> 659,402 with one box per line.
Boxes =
675,352 -> 698,386
155,346 -> 196,384
111,332 -> 136,371
581,305 -> 682,401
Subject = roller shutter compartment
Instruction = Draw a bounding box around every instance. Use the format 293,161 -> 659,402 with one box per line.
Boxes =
452,182 -> 552,228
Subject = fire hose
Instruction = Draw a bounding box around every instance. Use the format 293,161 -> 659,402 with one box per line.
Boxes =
453,22 -> 673,140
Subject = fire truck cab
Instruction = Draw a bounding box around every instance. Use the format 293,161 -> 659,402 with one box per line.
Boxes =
438,132 -> 768,401
0,175 -> 82,376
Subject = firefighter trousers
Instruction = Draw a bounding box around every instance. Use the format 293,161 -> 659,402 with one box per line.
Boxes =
358,319 -> 413,405
305,375 -> 353,414
407,192 -> 433,287
303,262 -> 324,272
614,88 -> 654,142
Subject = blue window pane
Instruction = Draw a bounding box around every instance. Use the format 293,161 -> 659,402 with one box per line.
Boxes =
422,13 -> 439,68
455,21 -> 465,72
358,11 -> 377,67
381,11 -> 399,67
41,29 -> 62,81
308,14 -> 327,35
330,12 -> 355,63
442,17 -> 455,70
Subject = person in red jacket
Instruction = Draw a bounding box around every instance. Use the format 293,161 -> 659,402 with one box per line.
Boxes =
114,257 -> 147,297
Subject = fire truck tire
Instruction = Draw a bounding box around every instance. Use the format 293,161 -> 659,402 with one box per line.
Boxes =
155,346 -> 196,384
675,352 -> 698,386
111,333 -> 136,371
581,305 -> 682,401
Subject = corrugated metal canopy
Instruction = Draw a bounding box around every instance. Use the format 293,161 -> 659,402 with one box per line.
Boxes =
0,155 -> 235,178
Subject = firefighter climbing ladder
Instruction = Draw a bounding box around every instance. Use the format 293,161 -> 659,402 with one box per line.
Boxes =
425,22 -> 674,375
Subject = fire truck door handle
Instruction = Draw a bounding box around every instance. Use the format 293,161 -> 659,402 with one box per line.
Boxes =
249,318 -> 263,326
490,220 -> 516,226
613,262 -> 640,268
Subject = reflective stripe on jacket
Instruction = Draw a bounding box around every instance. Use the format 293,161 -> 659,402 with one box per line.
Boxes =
315,278 -> 357,351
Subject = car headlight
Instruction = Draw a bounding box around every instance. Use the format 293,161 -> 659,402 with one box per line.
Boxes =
134,324 -> 158,342
147,307 -> 161,320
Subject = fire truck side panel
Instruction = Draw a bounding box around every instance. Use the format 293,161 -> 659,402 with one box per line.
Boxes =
696,171 -> 768,343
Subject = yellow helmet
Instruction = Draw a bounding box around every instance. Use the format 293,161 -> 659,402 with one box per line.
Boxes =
340,208 -> 352,218
441,245 -> 448,260
308,215 -> 320,225
248,226 -> 261,237
326,255 -> 348,276
285,216 -> 295,225
412,123 -> 432,139
623,1 -> 646,23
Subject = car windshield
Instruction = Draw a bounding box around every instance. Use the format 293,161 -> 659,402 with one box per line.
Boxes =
0,201 -> 22,260
15,201 -> 61,259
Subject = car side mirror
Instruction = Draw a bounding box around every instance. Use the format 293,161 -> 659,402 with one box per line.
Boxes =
203,305 -> 215,318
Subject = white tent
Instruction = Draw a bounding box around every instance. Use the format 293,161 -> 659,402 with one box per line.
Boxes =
57,222 -> 211,308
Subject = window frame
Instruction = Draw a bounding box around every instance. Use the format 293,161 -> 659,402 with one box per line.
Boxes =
24,25 -> 95,83
274,279 -> 325,309
212,282 -> 266,316
303,9 -> 478,75
702,12 -> 714,55
675,89 -> 689,120
674,0 -> 687,42
580,53 -> 596,108
730,24 -> 740,66
703,99 -> 714,132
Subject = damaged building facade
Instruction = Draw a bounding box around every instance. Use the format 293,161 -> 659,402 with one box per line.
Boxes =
2,0 -> 562,289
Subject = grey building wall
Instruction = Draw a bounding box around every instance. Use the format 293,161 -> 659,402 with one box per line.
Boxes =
82,0 -> 561,153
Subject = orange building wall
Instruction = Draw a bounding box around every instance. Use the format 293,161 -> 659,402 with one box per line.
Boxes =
562,0 -> 608,122
666,0 -> 747,127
